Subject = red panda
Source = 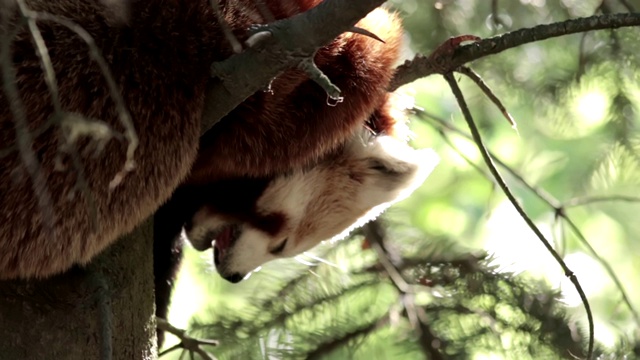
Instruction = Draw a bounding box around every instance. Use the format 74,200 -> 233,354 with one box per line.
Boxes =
187,127 -> 437,282
0,0 -> 404,279
0,1 -> 438,346
153,95 -> 439,345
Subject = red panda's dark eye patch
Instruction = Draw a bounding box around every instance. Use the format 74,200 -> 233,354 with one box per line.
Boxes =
368,158 -> 397,175
269,238 -> 288,255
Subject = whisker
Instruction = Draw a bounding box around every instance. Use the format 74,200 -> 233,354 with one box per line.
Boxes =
302,252 -> 339,268
242,272 -> 254,281
293,256 -> 317,266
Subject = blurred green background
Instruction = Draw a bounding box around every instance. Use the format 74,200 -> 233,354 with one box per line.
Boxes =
162,0 -> 640,358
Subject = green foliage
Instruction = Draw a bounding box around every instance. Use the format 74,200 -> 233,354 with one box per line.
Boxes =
163,1 -> 640,358
165,235 -> 588,359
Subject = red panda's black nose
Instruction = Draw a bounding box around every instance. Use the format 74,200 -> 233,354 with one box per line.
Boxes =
225,273 -> 244,283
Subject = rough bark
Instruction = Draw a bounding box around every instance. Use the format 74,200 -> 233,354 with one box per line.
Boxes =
0,218 -> 156,360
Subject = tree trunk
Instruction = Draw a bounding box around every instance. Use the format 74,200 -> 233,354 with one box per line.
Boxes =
0,218 -> 156,360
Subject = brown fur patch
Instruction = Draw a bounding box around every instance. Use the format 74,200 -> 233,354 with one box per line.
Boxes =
0,0 -> 402,279
1,0 -> 222,279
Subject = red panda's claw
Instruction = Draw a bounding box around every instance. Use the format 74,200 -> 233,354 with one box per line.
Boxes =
245,24 -> 273,48
348,26 -> 385,43
245,30 -> 273,48
447,34 -> 481,48
429,34 -> 481,59
298,58 -> 342,100
428,34 -> 481,73
246,23 -> 270,36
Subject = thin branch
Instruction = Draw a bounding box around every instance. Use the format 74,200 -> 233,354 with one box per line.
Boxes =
434,126 -> 492,179
31,11 -> 138,190
456,66 -> 517,130
16,0 -> 100,232
557,209 -> 640,327
564,195 -> 640,207
417,109 -> 640,331
363,221 -> 410,293
391,12 -> 640,90
419,110 -> 562,207
362,220 -> 445,359
443,73 -> 594,359
0,5 -> 56,233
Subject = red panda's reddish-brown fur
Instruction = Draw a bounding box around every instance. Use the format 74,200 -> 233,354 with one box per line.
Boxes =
0,0 -> 403,279
187,4 -> 402,183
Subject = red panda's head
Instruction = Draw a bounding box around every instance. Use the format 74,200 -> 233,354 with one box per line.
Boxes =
185,127 -> 438,283
178,3 -> 428,283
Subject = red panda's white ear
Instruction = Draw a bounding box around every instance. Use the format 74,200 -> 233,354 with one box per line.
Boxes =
331,135 -> 438,241
363,135 -> 439,203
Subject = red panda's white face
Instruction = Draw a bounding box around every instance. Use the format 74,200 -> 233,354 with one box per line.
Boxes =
185,132 -> 439,283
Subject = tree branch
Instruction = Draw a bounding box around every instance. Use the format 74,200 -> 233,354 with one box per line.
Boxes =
443,73 -> 595,359
416,108 -> 640,331
391,12 -> 640,90
363,220 -> 446,359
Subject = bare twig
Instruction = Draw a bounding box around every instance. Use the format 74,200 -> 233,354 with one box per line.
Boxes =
362,220 -> 445,359
434,126 -> 492,179
564,194 -> 640,208
391,12 -> 640,90
363,221 -> 410,293
456,66 -> 517,130
443,73 -> 594,359
31,11 -> 137,190
558,209 -> 640,328
417,109 -> 640,331
15,0 -> 100,231
0,5 -> 56,233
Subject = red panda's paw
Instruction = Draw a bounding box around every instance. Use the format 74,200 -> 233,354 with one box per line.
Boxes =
184,130 -> 439,283
188,7 -> 404,184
